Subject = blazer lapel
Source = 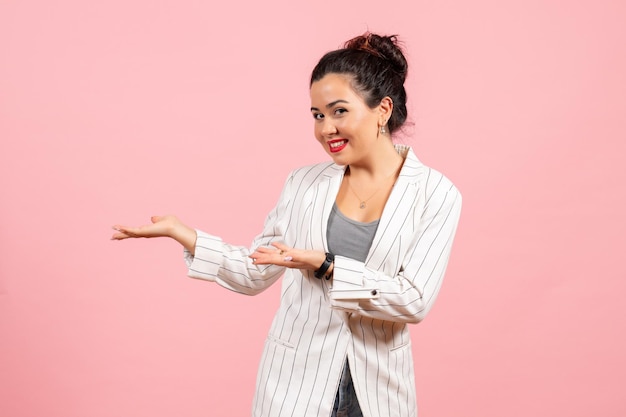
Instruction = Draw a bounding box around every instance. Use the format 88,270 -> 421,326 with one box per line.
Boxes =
366,146 -> 425,271
310,166 -> 346,252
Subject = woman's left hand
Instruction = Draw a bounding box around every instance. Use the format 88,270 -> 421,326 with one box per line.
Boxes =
250,242 -> 326,272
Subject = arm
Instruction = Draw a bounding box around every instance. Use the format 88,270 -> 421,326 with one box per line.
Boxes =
181,173 -> 324,296
111,214 -> 290,295
329,177 -> 462,324
111,171 -> 331,296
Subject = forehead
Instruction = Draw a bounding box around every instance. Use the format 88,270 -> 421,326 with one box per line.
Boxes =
310,73 -> 364,106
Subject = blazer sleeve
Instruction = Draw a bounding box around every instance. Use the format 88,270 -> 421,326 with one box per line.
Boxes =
329,176 -> 462,324
182,174 -> 294,296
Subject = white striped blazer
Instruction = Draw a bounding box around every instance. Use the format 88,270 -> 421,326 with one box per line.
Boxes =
184,145 -> 462,417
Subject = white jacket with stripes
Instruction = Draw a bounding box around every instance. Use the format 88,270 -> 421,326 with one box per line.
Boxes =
184,145 -> 462,417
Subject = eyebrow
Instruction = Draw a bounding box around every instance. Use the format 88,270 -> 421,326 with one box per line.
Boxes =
310,99 -> 349,112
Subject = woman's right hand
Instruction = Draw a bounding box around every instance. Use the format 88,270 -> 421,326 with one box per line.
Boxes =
111,215 -> 198,254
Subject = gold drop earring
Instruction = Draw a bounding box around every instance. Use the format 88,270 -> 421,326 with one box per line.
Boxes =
380,120 -> 387,135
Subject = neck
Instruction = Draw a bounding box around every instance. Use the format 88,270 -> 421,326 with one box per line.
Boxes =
347,142 -> 404,181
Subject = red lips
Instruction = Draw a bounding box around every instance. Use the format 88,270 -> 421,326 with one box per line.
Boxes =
328,139 -> 348,153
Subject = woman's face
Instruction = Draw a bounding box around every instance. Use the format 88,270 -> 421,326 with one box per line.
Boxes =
310,73 -> 384,167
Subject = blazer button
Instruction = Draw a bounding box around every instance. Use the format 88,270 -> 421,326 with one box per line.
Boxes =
371,290 -> 378,296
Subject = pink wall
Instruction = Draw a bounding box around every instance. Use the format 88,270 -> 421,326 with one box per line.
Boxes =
1,0 -> 625,416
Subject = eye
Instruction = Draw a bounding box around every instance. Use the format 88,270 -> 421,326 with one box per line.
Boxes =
312,112 -> 324,121
334,108 -> 347,116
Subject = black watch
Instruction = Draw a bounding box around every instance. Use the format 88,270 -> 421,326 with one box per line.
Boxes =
314,252 -> 335,279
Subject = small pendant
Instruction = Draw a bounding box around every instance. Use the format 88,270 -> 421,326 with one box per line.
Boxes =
359,202 -> 366,209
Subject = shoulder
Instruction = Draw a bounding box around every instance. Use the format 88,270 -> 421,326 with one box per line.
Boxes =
423,166 -> 460,198
273,161 -> 344,202
402,145 -> 461,205
286,160 -> 344,186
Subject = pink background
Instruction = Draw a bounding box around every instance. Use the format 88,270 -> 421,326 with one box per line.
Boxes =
1,0 -> 625,416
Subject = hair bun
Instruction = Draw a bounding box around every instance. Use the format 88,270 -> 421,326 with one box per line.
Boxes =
344,32 -> 408,81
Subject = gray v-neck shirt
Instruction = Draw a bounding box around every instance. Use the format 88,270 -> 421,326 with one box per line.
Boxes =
327,203 -> 380,263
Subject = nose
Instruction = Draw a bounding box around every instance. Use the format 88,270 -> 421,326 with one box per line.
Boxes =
321,119 -> 338,136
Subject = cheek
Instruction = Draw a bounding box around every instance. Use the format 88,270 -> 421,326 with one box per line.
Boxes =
313,123 -> 324,141
353,112 -> 371,126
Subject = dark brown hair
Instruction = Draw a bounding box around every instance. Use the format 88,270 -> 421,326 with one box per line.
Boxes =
310,32 -> 408,134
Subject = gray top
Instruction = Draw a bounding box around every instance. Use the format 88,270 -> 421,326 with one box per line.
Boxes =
327,203 -> 381,412
327,203 -> 380,263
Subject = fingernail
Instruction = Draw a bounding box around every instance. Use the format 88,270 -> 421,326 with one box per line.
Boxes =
284,256 -> 293,261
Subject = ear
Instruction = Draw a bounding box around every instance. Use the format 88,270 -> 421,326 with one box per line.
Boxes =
377,96 -> 394,124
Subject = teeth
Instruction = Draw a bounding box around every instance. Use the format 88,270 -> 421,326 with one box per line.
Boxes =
330,140 -> 347,148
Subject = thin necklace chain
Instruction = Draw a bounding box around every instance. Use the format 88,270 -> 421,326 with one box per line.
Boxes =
346,168 -> 399,209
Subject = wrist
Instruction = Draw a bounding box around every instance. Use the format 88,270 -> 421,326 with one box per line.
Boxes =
171,223 -> 197,254
314,252 -> 334,279
326,262 -> 334,277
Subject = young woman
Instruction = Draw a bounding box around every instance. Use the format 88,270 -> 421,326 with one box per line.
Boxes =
112,32 -> 462,417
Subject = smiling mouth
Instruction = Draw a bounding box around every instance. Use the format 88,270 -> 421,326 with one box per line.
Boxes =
328,139 -> 348,153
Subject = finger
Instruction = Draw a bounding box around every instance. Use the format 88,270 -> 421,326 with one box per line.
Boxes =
111,226 -> 127,238
111,231 -> 132,240
270,242 -> 294,259
271,242 -> 290,252
250,256 -> 271,265
114,226 -> 136,236
249,251 -> 271,260
254,246 -> 276,255
111,225 -> 142,239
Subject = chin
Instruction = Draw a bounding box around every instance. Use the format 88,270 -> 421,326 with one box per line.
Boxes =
328,153 -> 350,166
